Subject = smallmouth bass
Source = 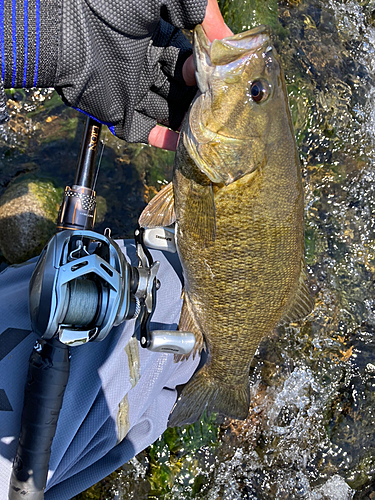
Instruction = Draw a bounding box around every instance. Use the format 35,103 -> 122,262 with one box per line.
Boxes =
139,25 -> 313,427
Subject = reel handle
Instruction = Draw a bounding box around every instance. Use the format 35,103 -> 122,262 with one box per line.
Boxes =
8,338 -> 70,500
144,330 -> 196,355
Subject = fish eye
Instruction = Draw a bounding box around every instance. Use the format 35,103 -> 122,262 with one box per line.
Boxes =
250,80 -> 270,103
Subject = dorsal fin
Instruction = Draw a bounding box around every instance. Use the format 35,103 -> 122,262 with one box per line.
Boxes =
280,261 -> 314,324
138,182 -> 176,228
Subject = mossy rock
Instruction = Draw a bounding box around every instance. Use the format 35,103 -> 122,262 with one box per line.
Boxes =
0,178 -> 62,263
218,0 -> 280,32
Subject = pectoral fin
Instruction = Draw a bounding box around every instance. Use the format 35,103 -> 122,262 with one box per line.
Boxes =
138,182 -> 176,228
280,261 -> 314,323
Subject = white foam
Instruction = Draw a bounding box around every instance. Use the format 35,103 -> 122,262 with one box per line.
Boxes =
309,475 -> 354,500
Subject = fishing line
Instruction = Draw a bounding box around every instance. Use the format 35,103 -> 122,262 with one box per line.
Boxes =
93,127 -> 107,193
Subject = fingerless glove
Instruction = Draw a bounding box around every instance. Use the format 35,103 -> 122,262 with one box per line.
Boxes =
1,0 -> 207,142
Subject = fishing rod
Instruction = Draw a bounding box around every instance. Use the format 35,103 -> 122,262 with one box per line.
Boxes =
8,117 -> 195,499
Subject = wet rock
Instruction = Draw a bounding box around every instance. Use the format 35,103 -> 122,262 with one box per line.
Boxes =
0,178 -> 62,263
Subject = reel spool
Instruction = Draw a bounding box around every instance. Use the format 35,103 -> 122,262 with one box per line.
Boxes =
29,230 -> 131,345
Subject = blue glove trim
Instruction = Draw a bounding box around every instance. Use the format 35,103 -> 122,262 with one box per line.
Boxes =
73,106 -> 112,127
73,108 -> 117,138
0,1 -> 4,80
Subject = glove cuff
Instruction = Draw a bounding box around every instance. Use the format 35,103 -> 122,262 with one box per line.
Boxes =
2,0 -> 61,89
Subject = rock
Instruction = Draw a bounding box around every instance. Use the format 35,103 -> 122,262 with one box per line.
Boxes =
0,178 -> 62,263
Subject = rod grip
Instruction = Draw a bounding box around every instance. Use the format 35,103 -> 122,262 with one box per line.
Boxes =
8,338 -> 70,500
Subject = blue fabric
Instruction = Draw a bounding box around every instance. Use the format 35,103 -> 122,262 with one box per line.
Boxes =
0,0 -> 4,80
0,240 -> 199,499
72,107 -> 113,128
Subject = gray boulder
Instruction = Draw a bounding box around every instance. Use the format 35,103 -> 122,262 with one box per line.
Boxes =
0,178 -> 62,263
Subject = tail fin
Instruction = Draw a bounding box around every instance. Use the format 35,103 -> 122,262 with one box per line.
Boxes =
168,365 -> 250,428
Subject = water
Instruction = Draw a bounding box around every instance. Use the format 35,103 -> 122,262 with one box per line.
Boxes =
1,0 -> 375,498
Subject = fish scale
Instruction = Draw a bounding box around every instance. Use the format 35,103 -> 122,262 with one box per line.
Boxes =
178,172 -> 300,360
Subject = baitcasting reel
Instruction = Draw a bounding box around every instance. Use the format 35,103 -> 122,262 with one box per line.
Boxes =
29,225 -> 195,355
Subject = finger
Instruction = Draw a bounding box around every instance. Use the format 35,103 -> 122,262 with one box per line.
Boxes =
148,125 -> 179,151
202,0 -> 233,42
182,55 -> 196,86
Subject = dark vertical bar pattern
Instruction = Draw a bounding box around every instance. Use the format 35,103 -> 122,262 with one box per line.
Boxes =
23,0 -> 27,86
3,0 -> 13,88
33,0 -> 38,86
11,0 -> 16,86
25,0 -> 36,87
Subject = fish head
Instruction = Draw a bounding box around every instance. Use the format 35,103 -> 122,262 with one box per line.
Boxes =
183,25 -> 295,186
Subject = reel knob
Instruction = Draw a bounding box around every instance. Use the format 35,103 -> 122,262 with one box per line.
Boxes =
142,330 -> 195,355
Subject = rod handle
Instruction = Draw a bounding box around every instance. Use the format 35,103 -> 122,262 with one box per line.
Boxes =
8,338 -> 70,500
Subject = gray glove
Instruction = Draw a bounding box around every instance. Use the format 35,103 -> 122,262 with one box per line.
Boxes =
2,0 -> 207,143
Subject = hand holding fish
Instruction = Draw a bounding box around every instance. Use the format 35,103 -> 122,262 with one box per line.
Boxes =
148,0 -> 233,150
182,0 -> 234,86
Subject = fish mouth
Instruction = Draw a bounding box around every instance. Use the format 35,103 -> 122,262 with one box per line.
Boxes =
187,25 -> 271,186
193,24 -> 271,93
